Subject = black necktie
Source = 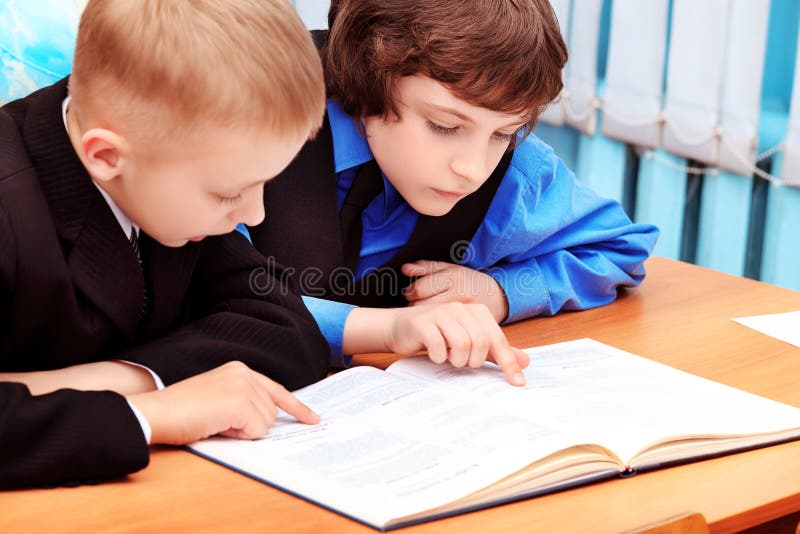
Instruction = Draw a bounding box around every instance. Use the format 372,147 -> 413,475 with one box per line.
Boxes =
129,227 -> 141,261
339,160 -> 384,273
129,227 -> 150,317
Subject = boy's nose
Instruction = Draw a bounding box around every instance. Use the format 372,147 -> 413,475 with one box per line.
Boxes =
450,146 -> 489,184
233,186 -> 266,227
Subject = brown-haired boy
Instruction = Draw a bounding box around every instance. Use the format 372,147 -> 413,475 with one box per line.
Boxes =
249,0 -> 659,371
0,0 -> 330,489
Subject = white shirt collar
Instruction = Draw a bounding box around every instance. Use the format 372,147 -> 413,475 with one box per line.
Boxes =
62,96 -> 139,239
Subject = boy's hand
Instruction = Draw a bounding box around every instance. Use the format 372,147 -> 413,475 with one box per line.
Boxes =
402,261 -> 509,323
343,304 -> 529,386
127,361 -> 319,445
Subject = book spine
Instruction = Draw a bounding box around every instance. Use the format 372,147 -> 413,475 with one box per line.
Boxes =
620,466 -> 637,478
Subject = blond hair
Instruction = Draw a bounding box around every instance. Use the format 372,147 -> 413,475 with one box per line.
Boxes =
70,0 -> 325,141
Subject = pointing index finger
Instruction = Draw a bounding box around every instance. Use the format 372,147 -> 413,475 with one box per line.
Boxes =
263,379 -> 320,424
488,338 -> 527,386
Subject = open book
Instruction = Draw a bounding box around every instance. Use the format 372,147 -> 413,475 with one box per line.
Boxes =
189,339 -> 800,530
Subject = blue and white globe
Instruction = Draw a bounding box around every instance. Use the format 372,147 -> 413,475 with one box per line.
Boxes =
0,1 -> 84,104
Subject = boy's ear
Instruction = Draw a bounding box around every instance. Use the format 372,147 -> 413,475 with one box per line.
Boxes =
79,128 -> 131,183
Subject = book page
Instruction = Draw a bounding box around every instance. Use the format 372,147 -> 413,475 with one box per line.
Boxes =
386,339 -> 800,463
189,365 -> 597,528
733,310 -> 800,348
190,338 -> 800,526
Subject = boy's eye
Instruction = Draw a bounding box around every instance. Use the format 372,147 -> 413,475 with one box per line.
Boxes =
427,119 -> 516,144
425,120 -> 459,137
492,131 -> 517,143
216,193 -> 243,205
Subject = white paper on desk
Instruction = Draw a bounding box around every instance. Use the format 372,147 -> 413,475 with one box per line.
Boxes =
733,311 -> 800,348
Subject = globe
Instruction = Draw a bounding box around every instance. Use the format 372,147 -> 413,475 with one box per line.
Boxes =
0,1 -> 85,104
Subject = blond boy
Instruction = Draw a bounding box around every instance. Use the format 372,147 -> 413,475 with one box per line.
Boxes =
0,0 -> 329,489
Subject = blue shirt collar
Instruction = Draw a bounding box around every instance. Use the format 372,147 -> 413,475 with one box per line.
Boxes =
327,99 -> 374,173
327,99 -> 405,214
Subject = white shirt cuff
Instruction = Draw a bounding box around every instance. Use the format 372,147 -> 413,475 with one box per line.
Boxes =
126,400 -> 152,444
118,360 -> 166,390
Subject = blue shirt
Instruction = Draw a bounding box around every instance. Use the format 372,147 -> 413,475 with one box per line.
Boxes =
300,100 -> 659,366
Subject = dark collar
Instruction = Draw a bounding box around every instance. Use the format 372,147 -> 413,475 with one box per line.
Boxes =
18,78 -> 198,339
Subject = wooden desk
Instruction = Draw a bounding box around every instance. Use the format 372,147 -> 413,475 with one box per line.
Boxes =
2,257 -> 800,533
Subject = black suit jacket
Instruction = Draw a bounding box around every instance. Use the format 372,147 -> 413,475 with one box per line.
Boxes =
0,79 -> 329,489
